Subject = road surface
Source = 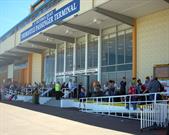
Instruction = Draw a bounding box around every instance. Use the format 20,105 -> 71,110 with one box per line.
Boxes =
0,102 -> 166,135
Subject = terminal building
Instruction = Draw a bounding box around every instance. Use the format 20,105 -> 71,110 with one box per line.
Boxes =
0,0 -> 169,90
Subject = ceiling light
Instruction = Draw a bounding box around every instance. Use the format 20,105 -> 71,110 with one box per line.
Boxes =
92,18 -> 103,24
65,29 -> 73,34
65,29 -> 70,34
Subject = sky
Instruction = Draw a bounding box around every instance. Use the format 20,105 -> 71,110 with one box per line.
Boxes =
0,0 -> 36,37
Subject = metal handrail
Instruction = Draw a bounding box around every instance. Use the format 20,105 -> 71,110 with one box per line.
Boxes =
79,92 -> 169,114
80,92 -> 169,100
40,87 -> 53,97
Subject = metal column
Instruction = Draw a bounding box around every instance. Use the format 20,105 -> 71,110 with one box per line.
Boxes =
97,29 -> 102,82
54,45 -> 57,82
73,38 -> 76,76
63,42 -> 66,82
85,34 -> 88,75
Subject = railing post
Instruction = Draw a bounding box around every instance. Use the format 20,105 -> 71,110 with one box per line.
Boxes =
145,95 -> 147,105
85,98 -> 87,112
140,108 -> 143,130
81,98 -> 84,111
108,97 -> 111,115
154,93 -> 157,104
129,95 -> 131,118
124,96 -> 126,108
96,97 -> 99,114
101,97 -> 104,115
81,98 -> 83,111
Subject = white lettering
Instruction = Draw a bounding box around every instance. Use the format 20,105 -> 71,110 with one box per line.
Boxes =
21,1 -> 79,41
54,2 -> 77,21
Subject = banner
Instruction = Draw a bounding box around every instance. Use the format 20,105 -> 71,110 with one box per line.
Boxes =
21,0 -> 80,41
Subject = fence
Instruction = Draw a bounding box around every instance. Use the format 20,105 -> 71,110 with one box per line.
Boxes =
3,87 -> 53,97
40,88 -> 52,97
79,92 -> 169,120
140,103 -> 169,130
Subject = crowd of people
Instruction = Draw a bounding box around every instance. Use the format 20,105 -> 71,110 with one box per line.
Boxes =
0,76 -> 167,104
0,81 -> 54,100
88,76 -> 165,98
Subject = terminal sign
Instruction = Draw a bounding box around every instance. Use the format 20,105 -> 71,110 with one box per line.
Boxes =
21,0 -> 80,41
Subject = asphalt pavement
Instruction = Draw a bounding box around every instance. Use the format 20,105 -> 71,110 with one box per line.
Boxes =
0,101 -> 166,135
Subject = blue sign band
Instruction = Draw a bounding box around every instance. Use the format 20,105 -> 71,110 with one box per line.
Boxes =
21,0 -> 80,42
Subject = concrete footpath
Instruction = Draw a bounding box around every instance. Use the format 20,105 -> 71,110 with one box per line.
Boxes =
0,101 -> 166,135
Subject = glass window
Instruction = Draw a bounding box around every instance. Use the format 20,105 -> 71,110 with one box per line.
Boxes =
66,43 -> 73,71
117,64 -> 132,71
109,34 -> 116,65
101,72 -> 108,86
57,45 -> 64,73
102,33 -> 116,66
56,76 -> 64,84
44,55 -> 55,83
117,31 -> 125,64
76,42 -> 85,70
102,36 -> 109,66
125,30 -> 132,63
88,37 -> 98,68
102,66 -> 115,72
101,25 -> 132,86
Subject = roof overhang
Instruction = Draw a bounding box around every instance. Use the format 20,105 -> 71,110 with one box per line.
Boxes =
1,0 -> 169,64
22,0 -> 169,47
28,40 -> 56,49
16,45 -> 43,54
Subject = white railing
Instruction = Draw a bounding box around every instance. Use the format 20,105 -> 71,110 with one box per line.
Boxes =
79,92 -> 169,120
40,88 -> 52,97
3,87 -> 54,97
140,103 -> 169,130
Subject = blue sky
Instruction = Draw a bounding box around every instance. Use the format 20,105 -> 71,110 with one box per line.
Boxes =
0,0 -> 36,37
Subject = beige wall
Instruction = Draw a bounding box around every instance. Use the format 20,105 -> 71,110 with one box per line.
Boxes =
137,8 -> 169,80
0,33 -> 16,54
94,0 -> 110,7
32,53 -> 42,83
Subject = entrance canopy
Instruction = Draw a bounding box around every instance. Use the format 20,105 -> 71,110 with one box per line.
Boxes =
19,0 -> 169,48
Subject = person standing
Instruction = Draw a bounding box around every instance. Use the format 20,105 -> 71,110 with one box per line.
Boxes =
147,77 -> 161,101
79,87 -> 86,109
136,79 -> 142,94
127,82 -> 137,110
108,80 -> 115,96
55,82 -> 62,100
120,77 -> 127,95
144,76 -> 150,89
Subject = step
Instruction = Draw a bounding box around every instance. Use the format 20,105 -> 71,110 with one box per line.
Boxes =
44,98 -> 61,107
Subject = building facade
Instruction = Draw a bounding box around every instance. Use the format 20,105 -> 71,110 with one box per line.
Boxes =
0,0 -> 169,89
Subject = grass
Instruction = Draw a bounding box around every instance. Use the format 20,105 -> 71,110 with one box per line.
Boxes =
73,99 -> 149,108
